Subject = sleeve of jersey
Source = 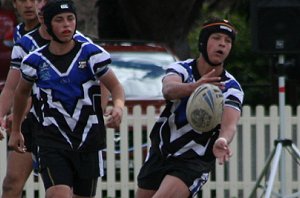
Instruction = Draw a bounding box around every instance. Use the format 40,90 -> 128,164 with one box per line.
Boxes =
74,30 -> 93,43
88,45 -> 112,78
10,43 -> 28,70
223,82 -> 244,112
20,54 -> 38,83
13,24 -> 21,44
163,62 -> 188,82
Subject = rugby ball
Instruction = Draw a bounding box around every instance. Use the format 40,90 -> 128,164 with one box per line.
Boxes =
186,83 -> 224,133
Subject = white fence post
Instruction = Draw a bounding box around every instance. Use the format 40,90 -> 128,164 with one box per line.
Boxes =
0,105 -> 300,198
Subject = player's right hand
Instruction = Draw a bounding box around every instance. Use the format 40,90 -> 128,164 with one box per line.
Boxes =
7,131 -> 26,153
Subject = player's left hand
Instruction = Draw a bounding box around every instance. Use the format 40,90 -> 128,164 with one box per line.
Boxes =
213,137 -> 232,165
104,106 -> 123,128
7,131 -> 26,153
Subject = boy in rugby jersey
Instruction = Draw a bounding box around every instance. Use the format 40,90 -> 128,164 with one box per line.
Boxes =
0,0 -> 38,197
136,18 -> 244,198
0,0 -> 38,140
9,0 -> 124,197
0,0 -> 108,197
12,0 -> 39,43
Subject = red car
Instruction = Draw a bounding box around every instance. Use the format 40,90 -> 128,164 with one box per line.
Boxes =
98,40 -> 178,113
97,40 -> 178,162
0,8 -> 17,92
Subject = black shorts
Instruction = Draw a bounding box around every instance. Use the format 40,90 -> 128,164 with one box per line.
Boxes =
38,146 -> 104,197
22,113 -> 40,152
137,148 -> 215,197
7,113 -> 39,153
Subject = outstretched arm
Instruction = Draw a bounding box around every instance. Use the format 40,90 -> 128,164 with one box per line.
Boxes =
213,106 -> 241,165
162,69 -> 224,100
8,78 -> 33,153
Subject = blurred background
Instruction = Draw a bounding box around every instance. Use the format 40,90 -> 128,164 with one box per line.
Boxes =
1,0 -> 300,109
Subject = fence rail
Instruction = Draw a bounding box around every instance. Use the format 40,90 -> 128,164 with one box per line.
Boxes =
1,105 -> 300,198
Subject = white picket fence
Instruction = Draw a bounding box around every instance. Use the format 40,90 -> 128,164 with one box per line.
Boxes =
1,105 -> 300,198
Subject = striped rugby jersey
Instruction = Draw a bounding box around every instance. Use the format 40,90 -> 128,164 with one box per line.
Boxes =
148,58 -> 244,162
13,22 -> 39,43
20,41 -> 111,151
11,28 -> 91,70
10,28 -> 93,120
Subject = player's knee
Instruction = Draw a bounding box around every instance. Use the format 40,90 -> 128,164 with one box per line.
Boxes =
46,185 -> 72,198
2,175 -> 24,195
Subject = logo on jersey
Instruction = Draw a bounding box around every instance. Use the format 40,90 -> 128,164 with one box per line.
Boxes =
78,61 -> 87,69
40,62 -> 51,80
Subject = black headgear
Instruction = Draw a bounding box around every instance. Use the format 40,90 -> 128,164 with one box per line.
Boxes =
198,18 -> 237,66
43,0 -> 77,43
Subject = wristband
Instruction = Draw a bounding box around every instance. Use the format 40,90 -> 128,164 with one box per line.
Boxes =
215,137 -> 228,145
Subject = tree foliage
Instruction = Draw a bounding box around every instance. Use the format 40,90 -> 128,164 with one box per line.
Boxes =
97,0 -> 205,59
97,0 -> 299,107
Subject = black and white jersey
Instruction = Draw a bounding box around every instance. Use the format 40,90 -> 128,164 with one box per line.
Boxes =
149,59 -> 244,162
13,22 -> 39,43
13,23 -> 25,43
11,28 -> 91,70
21,41 -> 111,151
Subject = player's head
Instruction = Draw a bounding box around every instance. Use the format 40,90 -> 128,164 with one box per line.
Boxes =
13,0 -> 37,23
42,0 -> 76,43
35,0 -> 48,22
198,17 -> 237,66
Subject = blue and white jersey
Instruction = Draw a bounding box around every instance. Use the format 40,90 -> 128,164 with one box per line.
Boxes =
13,22 -> 39,43
13,23 -> 26,43
11,28 -> 92,70
10,27 -> 94,130
21,41 -> 111,151
149,59 -> 244,162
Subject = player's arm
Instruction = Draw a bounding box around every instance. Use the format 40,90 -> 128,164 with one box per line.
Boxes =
162,74 -> 194,100
162,69 -> 223,100
100,83 -> 110,112
100,69 -> 125,128
8,78 -> 33,153
219,106 -> 241,144
213,106 -> 241,165
0,69 -> 21,127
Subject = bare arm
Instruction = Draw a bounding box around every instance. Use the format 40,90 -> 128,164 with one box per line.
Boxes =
162,69 -> 224,100
8,78 -> 33,153
100,69 -> 125,128
100,83 -> 110,112
0,69 -> 21,123
213,106 -> 241,165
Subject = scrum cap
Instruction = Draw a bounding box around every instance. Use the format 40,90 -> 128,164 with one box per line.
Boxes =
198,18 -> 237,66
43,0 -> 76,43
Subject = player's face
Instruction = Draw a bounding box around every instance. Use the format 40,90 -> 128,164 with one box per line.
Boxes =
206,33 -> 232,65
35,0 -> 47,23
13,0 -> 37,22
51,12 -> 76,42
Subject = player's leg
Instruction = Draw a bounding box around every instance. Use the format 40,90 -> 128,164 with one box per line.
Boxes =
38,147 -> 74,198
45,185 -> 72,198
136,149 -> 167,198
135,188 -> 157,198
72,151 -> 103,198
1,151 -> 33,198
72,178 -> 97,198
2,113 -> 36,198
153,175 -> 190,198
